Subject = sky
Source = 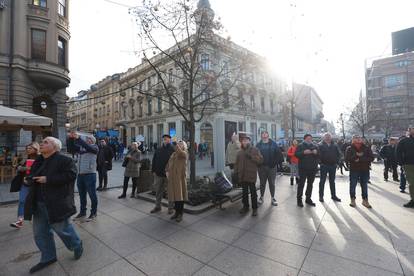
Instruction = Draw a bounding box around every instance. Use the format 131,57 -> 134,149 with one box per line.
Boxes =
68,0 -> 414,123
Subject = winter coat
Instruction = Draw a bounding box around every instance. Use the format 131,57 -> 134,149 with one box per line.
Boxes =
225,141 -> 241,165
396,136 -> 414,165
166,149 -> 188,202
295,142 -> 319,172
345,144 -> 374,172
318,141 -> 341,166
73,138 -> 98,175
152,143 -> 175,177
256,139 -> 284,168
380,144 -> 397,164
234,145 -> 263,184
24,152 -> 77,224
287,146 -> 299,164
124,149 -> 141,178
97,145 -> 114,171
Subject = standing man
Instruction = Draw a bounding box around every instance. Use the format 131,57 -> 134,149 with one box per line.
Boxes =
380,137 -> 399,182
24,137 -> 83,274
96,139 -> 114,191
71,133 -> 99,221
295,134 -> 319,207
150,134 -> 175,214
345,135 -> 374,208
256,131 -> 283,206
226,133 -> 241,186
318,133 -> 342,202
234,136 -> 263,216
396,127 -> 414,208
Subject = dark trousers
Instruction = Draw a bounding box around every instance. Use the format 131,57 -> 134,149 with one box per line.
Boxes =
400,167 -> 407,191
349,171 -> 369,199
319,164 -> 337,198
241,182 -> 258,209
297,170 -> 316,200
97,166 -> 108,188
384,160 -> 398,180
258,166 -> 277,198
77,173 -> 98,215
174,201 -> 184,214
122,176 -> 138,195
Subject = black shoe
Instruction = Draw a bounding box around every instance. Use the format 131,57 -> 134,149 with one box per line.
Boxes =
305,199 -> 316,207
239,207 -> 249,214
319,197 -> 324,203
96,186 -> 103,191
252,209 -> 258,216
175,213 -> 183,222
130,193 -> 136,198
400,190 -> 406,193
118,194 -> 126,199
384,179 -> 388,182
290,178 -> 294,186
170,212 -> 179,220
29,258 -> 57,274
150,207 -> 161,213
297,199 -> 304,207
74,241 -> 83,260
367,180 -> 372,184
295,178 -> 299,185
393,179 -> 399,182
332,196 -> 342,202
87,213 -> 97,221
403,201 -> 414,208
73,213 -> 86,221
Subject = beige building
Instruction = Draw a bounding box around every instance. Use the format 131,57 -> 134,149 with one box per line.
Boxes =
366,52 -> 414,136
0,0 -> 70,144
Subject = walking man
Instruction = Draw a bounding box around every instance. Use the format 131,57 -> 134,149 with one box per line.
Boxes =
151,134 -> 175,214
256,131 -> 283,206
71,132 -> 99,221
380,137 -> 399,182
396,127 -> 414,208
318,133 -> 342,202
346,135 -> 374,208
97,139 -> 114,191
235,136 -> 263,216
24,137 -> 83,274
295,134 -> 319,207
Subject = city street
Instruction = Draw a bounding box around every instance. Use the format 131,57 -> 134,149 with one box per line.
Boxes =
0,163 -> 413,276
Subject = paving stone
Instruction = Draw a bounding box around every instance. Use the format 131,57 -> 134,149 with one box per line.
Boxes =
192,265 -> 227,276
396,250 -> 414,276
89,259 -> 145,276
128,215 -> 182,240
106,207 -> 148,224
188,218 -> 246,244
0,234 -> 39,266
76,213 -> 124,236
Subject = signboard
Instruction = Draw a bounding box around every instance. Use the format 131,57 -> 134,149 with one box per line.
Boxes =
136,135 -> 145,142
169,128 -> 176,138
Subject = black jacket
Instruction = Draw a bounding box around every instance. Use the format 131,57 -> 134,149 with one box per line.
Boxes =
152,143 -> 175,177
345,144 -> 374,172
396,136 -> 414,165
318,142 -> 341,166
379,144 -> 397,164
97,145 -> 114,170
295,142 -> 319,172
256,139 -> 284,168
24,152 -> 77,224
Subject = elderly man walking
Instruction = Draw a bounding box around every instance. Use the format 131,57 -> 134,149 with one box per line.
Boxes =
24,137 -> 83,274
396,127 -> 414,208
318,133 -> 342,203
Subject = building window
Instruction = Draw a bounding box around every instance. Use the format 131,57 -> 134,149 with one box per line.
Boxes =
138,126 -> 144,135
31,29 -> 46,60
33,0 -> 47,8
238,122 -> 246,132
250,95 -> 255,109
157,124 -> 164,144
260,123 -> 267,133
58,37 -> 66,67
270,98 -> 274,114
260,97 -> 265,112
138,101 -> 143,117
58,0 -> 66,17
250,122 -> 257,144
147,98 -> 152,116
271,124 -> 277,139
147,77 -> 152,91
168,68 -> 174,83
384,74 -> 404,89
169,101 -> 174,112
157,97 -> 162,113
200,54 -> 210,70
131,127 -> 136,142
222,61 -> 229,77
147,125 -> 153,144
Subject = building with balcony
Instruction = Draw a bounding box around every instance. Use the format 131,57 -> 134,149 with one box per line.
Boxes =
0,0 -> 70,146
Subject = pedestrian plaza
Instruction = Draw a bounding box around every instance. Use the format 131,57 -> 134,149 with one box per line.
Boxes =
0,164 -> 413,276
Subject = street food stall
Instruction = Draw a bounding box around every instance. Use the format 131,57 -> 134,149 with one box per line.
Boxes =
0,105 -> 53,183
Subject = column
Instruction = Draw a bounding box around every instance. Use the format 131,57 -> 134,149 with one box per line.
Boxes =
213,117 -> 226,172
175,120 -> 182,140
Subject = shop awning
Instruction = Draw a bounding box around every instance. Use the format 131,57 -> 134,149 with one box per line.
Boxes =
0,105 -> 53,131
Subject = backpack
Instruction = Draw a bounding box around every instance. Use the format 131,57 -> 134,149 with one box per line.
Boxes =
214,172 -> 233,194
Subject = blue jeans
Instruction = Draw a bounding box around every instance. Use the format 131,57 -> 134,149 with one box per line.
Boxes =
77,173 -> 98,215
33,201 -> 82,263
400,167 -> 407,191
349,171 -> 369,199
17,185 -> 30,218
319,164 -> 337,198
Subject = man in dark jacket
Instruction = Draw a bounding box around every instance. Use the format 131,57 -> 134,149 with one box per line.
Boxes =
151,134 -> 175,214
24,137 -> 83,274
96,139 -> 114,191
345,135 -> 374,208
295,134 -> 319,207
396,127 -> 414,208
256,131 -> 283,206
318,133 -> 342,202
380,137 -> 399,182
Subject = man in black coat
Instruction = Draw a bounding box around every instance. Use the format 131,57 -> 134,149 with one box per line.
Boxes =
396,127 -> 414,208
318,133 -> 342,202
24,137 -> 83,274
380,138 -> 399,182
295,134 -> 319,207
97,139 -> 114,191
150,134 -> 175,214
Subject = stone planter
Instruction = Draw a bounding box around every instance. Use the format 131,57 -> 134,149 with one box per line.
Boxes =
138,170 -> 153,193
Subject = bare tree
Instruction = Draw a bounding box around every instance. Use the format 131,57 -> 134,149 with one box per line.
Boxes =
129,0 -> 252,185
347,93 -> 368,137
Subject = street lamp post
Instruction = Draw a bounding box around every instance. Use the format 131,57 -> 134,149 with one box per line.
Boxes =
291,102 -> 296,140
340,113 -> 345,140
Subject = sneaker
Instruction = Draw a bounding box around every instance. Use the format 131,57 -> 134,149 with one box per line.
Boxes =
305,199 -> 316,207
239,207 -> 249,214
10,219 -> 23,229
150,207 -> 161,213
258,197 -> 264,205
74,242 -> 83,260
297,199 -> 304,208
73,213 -> 86,221
331,196 -> 342,202
29,258 -> 57,274
271,198 -> 278,206
86,213 -> 97,221
403,200 -> 414,208
252,209 -> 258,216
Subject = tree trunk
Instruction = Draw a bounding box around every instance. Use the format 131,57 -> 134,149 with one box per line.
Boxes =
188,120 -> 196,187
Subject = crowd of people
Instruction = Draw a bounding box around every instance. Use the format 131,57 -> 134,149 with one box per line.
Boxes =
6,126 -> 414,274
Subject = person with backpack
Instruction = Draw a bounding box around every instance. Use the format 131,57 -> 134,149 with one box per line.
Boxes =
234,135 -> 263,216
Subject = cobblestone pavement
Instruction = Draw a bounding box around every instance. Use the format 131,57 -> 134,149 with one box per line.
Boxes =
0,164 -> 413,276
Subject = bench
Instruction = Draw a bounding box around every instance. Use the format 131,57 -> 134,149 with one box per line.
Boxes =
212,188 -> 244,210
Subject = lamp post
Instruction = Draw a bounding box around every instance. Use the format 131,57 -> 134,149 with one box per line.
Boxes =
340,113 -> 345,140
291,102 -> 296,140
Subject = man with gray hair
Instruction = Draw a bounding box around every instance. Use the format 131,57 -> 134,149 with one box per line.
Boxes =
318,133 -> 342,202
24,136 -> 83,273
